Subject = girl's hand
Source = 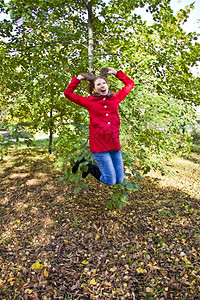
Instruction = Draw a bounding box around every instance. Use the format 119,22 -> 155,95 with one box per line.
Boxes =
107,67 -> 117,75
77,74 -> 85,80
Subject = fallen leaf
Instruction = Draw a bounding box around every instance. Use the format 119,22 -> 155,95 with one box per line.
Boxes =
90,278 -> 97,285
136,267 -> 146,274
95,233 -> 100,241
7,277 -> 15,283
146,287 -> 153,293
25,289 -> 33,294
44,268 -> 49,277
81,260 -> 89,265
31,261 -> 43,270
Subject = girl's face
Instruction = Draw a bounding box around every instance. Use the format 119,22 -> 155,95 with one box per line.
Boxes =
93,78 -> 109,96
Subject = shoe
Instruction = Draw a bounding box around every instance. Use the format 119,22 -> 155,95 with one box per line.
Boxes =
72,158 -> 86,173
82,163 -> 101,180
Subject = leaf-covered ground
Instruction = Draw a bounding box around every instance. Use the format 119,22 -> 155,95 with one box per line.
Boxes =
0,147 -> 199,299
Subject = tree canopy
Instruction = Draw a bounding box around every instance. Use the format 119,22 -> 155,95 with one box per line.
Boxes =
0,0 -> 200,205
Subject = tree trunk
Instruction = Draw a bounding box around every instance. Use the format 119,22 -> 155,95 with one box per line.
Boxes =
49,98 -> 53,154
87,1 -> 94,73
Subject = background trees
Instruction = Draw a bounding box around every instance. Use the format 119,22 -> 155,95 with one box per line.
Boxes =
0,0 -> 199,204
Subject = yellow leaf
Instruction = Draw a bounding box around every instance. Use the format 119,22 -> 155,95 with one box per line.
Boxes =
44,268 -> 49,278
7,277 -> 15,283
81,260 -> 89,265
64,240 -> 68,243
175,257 -> 179,262
25,289 -> 33,294
136,267 -> 146,274
31,261 -> 43,270
16,220 -> 20,224
95,234 -> 100,241
90,278 -> 97,285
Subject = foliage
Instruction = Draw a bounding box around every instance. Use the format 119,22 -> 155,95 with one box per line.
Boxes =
191,126 -> 200,153
0,122 -> 34,159
0,0 -> 200,206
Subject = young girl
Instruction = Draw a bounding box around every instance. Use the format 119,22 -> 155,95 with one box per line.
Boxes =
64,67 -> 134,186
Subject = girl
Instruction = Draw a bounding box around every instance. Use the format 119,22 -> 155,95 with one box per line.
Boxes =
64,67 -> 134,186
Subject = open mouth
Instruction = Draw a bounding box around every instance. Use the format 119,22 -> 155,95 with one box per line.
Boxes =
101,89 -> 107,94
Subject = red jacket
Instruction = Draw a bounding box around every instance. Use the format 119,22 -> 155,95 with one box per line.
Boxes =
64,70 -> 134,153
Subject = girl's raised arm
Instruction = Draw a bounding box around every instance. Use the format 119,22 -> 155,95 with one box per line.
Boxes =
114,70 -> 135,103
64,76 -> 87,107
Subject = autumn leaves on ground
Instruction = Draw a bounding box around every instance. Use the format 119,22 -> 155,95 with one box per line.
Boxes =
0,146 -> 199,300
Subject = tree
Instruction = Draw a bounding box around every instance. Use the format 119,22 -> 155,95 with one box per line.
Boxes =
0,0 -> 199,207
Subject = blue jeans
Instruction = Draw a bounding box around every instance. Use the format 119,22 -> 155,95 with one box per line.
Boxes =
92,150 -> 124,186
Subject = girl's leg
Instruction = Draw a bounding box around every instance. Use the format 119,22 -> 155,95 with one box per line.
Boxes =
109,150 -> 124,184
92,151 -> 116,186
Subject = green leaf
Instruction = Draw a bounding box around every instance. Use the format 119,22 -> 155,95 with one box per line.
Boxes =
74,188 -> 80,194
126,183 -> 138,191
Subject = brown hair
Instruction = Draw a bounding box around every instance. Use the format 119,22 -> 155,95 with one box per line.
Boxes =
80,68 -> 109,94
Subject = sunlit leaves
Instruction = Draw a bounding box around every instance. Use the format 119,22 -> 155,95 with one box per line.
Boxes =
0,0 -> 199,200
